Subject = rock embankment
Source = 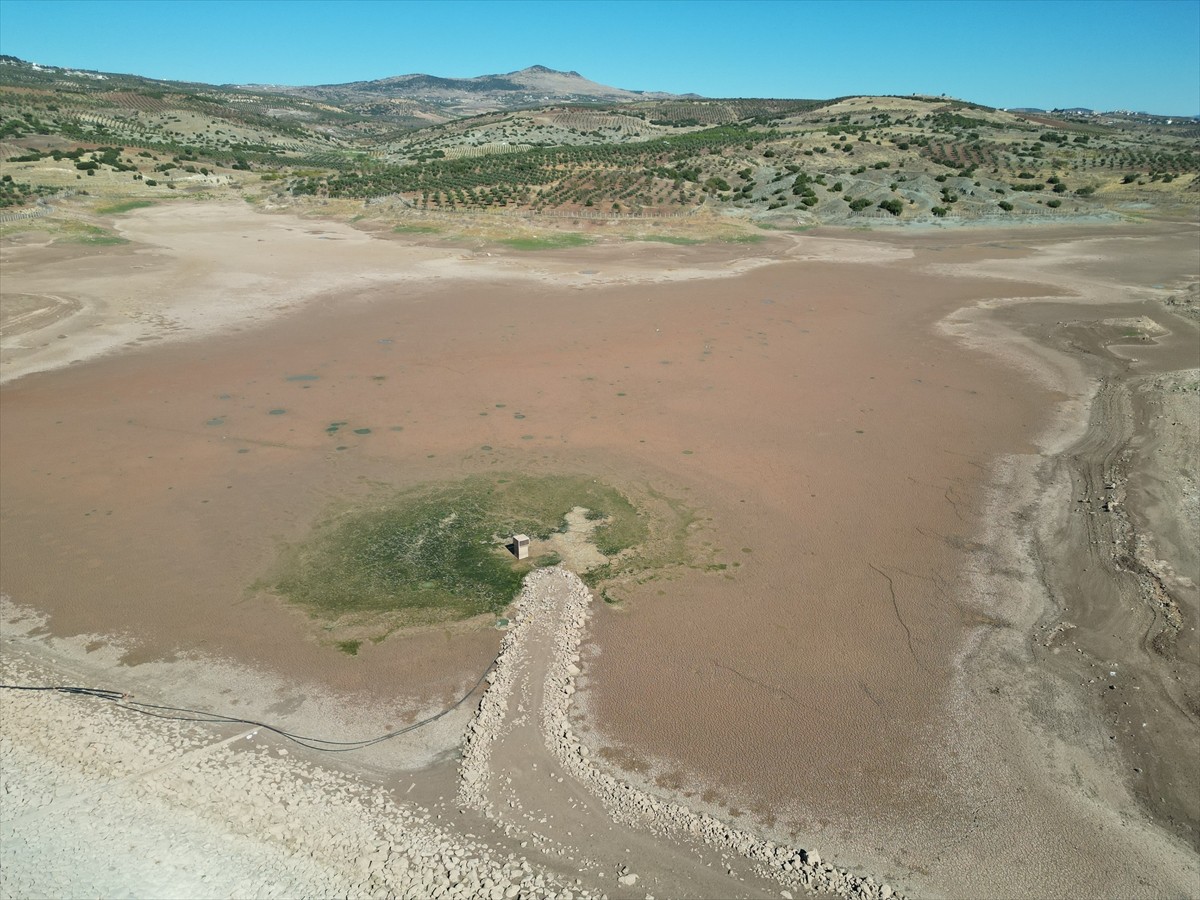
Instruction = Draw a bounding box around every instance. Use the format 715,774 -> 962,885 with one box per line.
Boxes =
460,566 -> 904,900
0,653 -> 577,900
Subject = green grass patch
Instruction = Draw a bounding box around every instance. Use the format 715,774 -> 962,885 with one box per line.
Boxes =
718,233 -> 767,244
392,224 -> 441,234
97,200 -> 155,215
581,485 -> 697,589
629,235 -> 702,245
269,473 -> 649,626
756,223 -> 814,233
497,233 -> 591,251
335,639 -> 362,656
57,223 -> 128,245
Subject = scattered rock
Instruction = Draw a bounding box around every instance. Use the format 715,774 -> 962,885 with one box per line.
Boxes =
456,567 -> 906,900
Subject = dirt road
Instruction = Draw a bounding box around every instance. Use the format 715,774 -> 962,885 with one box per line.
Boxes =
458,567 -> 898,900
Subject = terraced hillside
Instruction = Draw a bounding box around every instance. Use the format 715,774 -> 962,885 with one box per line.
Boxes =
291,94 -> 1200,222
1,56 -> 1197,224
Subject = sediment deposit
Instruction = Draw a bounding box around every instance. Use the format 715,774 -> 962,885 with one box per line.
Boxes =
2,203 -> 1197,897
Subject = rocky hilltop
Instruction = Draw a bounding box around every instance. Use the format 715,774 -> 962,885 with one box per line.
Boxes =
259,64 -> 690,116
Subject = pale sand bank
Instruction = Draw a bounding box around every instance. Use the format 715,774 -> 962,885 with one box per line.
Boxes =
1,203 -> 904,386
0,647 -> 584,900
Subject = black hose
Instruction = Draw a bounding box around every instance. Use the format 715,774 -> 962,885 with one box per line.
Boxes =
0,661 -> 492,753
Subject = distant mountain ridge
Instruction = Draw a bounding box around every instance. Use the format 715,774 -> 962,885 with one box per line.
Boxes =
0,55 -> 1190,119
2,52 -> 1196,228
321,64 -> 585,91
242,64 -> 696,116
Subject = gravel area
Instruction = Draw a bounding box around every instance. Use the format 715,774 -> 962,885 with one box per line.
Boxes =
1,652 -> 578,899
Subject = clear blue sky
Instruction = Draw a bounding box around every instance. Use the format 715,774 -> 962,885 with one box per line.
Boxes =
1,0 -> 1197,114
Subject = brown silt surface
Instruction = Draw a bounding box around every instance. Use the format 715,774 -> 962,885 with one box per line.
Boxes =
2,205 -> 1196,897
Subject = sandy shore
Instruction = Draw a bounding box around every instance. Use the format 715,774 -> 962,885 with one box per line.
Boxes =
0,202 -> 905,386
1,203 -> 1197,897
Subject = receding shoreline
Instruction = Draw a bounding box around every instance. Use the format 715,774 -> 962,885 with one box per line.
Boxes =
1,203 -> 1197,898
929,261 -> 1199,893
934,234 -> 1199,848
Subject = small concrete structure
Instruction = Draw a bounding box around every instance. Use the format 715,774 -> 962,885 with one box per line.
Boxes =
511,534 -> 530,560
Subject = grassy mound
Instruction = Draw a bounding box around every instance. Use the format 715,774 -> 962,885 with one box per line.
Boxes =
629,234 -> 703,245
56,222 -> 128,245
496,233 -> 590,251
271,474 -> 645,625
97,200 -> 155,215
392,224 -> 441,234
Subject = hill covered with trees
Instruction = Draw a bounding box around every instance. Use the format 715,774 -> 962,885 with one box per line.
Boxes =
1,56 -> 1196,223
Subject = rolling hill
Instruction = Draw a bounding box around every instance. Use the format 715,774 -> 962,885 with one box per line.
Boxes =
246,64 -> 693,118
1,55 -> 1197,225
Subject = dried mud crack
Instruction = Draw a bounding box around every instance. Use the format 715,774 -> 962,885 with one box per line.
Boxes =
459,566 -> 903,899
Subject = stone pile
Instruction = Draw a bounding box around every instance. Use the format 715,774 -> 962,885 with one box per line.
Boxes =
457,601 -> 528,815
0,655 -> 576,900
460,567 -> 905,900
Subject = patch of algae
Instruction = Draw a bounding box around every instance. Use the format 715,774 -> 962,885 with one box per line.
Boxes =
266,473 -> 698,632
